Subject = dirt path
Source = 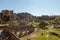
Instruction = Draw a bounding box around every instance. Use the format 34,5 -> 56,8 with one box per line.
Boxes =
20,30 -> 41,40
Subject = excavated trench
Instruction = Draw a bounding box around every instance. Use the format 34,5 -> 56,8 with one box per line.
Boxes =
0,25 -> 34,40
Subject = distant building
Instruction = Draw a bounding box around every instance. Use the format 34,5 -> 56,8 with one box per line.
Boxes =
1,10 -> 13,15
0,10 -> 18,24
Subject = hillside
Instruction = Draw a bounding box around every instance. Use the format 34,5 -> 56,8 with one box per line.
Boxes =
0,10 -> 60,40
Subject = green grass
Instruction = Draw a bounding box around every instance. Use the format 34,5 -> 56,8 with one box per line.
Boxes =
0,24 -> 9,26
34,29 -> 59,40
35,36 -> 47,40
27,22 -> 40,27
53,28 -> 60,35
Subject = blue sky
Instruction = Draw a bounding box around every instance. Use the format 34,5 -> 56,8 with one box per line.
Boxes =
0,0 -> 60,16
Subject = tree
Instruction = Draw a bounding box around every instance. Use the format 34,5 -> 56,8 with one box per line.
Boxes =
2,15 -> 10,21
39,20 -> 48,29
53,17 -> 60,22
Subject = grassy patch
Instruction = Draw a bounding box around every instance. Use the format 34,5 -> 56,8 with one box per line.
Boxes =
27,22 -> 40,27
34,29 -> 59,40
